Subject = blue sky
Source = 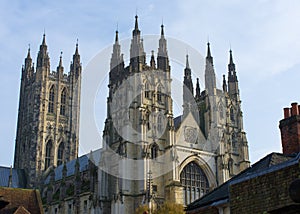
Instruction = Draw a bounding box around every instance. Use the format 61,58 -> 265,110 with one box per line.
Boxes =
1,0 -> 300,166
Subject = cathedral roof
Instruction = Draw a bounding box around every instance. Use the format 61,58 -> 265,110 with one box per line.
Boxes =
186,152 -> 298,211
44,148 -> 101,184
0,167 -> 26,188
174,115 -> 182,130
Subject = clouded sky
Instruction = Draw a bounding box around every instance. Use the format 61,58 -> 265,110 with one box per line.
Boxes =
1,0 -> 300,166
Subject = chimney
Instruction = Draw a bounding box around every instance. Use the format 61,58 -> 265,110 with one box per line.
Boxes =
279,102 -> 300,155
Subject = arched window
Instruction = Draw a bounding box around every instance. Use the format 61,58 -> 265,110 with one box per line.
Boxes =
219,104 -> 223,119
157,114 -> 164,134
230,107 -> 235,122
48,85 -> 55,113
157,85 -> 162,102
151,144 -> 158,159
60,88 -> 67,116
57,142 -> 64,166
180,162 -> 209,205
145,82 -> 150,99
232,133 -> 238,153
45,140 -> 52,169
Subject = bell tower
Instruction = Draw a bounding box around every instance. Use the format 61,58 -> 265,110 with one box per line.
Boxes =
14,35 -> 82,188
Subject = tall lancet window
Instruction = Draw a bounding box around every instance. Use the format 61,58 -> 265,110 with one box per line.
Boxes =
57,142 -> 64,166
45,140 -> 52,169
60,88 -> 67,116
180,161 -> 210,205
157,85 -> 162,102
145,82 -> 150,99
48,85 -> 55,113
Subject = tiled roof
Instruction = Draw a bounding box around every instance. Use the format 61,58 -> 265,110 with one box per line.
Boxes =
44,148 -> 101,184
0,167 -> 26,188
186,152 -> 297,211
0,187 -> 43,214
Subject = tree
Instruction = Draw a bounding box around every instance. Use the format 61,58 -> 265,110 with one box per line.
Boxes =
153,201 -> 185,214
136,202 -> 185,214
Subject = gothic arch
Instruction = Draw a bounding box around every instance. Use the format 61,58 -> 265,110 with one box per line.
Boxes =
57,142 -> 64,166
179,155 -> 217,188
48,85 -> 55,113
45,139 -> 53,170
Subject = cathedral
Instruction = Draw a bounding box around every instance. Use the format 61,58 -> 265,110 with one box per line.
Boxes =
11,15 -> 249,214
99,15 -> 249,213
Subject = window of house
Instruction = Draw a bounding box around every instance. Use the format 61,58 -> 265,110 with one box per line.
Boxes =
180,161 -> 209,205
83,200 -> 88,214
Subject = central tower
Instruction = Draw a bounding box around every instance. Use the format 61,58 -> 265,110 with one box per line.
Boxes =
100,16 -> 176,213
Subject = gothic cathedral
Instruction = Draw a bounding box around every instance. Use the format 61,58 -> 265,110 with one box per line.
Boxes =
99,16 -> 250,213
14,34 -> 81,188
13,15 -> 249,213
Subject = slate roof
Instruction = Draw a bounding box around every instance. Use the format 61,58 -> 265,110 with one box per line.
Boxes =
186,152 -> 298,211
0,167 -> 26,188
174,115 -> 182,130
44,148 -> 101,184
0,187 -> 43,214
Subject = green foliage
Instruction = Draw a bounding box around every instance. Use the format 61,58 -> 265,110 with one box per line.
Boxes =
135,204 -> 149,214
153,201 -> 185,214
135,202 -> 185,214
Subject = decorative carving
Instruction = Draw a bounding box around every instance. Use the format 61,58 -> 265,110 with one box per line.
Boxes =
184,126 -> 197,144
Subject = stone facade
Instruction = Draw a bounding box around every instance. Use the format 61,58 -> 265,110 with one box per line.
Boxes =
14,35 -> 81,188
99,16 -> 249,214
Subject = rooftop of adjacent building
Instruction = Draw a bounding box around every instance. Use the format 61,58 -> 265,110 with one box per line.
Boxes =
186,152 -> 299,211
0,187 -> 43,214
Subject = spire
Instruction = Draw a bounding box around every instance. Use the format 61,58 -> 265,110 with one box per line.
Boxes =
223,74 -> 227,92
228,49 -> 237,82
150,50 -> 156,69
227,49 -> 239,96
115,30 -> 119,43
27,45 -> 31,59
183,54 -> 193,96
71,41 -> 81,78
59,51 -> 63,67
186,54 -> 190,69
111,29 -> 123,71
206,42 -> 213,65
205,42 -> 216,94
132,15 -> 140,37
75,39 -> 79,56
161,24 -> 164,37
196,78 -> 201,98
37,33 -> 49,68
42,33 -> 46,46
135,15 -> 139,31
157,23 -> 169,71
130,15 -> 145,70
73,41 -> 80,62
229,49 -> 234,65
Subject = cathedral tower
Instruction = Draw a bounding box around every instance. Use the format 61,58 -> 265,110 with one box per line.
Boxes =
14,35 -> 82,188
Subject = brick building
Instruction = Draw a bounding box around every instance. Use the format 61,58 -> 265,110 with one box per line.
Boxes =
186,102 -> 300,214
